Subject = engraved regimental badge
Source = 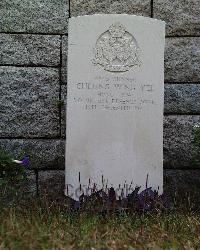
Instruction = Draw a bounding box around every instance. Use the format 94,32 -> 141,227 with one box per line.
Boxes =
93,22 -> 141,72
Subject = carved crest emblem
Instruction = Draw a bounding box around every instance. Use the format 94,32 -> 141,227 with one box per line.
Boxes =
93,22 -> 141,72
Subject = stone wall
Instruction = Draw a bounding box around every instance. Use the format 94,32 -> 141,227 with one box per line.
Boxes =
0,0 -> 199,198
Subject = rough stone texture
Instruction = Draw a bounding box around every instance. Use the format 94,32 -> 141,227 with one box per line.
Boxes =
164,115 -> 200,169
61,85 -> 67,137
61,36 -> 68,84
0,34 -> 60,66
164,170 -> 200,200
38,170 -> 65,199
165,38 -> 200,82
0,170 -> 37,206
154,0 -> 200,36
0,0 -> 69,34
164,84 -> 200,114
0,67 -> 60,137
0,139 -> 65,169
70,0 -> 151,17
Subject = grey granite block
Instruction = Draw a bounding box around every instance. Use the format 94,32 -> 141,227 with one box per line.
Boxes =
164,115 -> 200,168
61,35 -> 68,84
0,0 -> 69,34
0,67 -> 60,137
0,139 -> 65,169
165,37 -> 200,82
70,0 -> 151,17
164,169 -> 200,200
0,170 -> 37,206
0,34 -> 60,66
38,170 -> 65,199
61,85 -> 67,137
164,84 -> 200,114
153,0 -> 200,36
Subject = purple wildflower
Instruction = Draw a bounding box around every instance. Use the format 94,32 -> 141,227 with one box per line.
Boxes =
21,156 -> 30,167
12,155 -> 30,167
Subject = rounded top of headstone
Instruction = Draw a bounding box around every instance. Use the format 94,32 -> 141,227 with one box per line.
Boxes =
69,14 -> 166,26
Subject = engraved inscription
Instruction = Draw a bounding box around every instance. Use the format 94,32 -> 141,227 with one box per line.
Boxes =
72,76 -> 155,112
93,23 -> 141,72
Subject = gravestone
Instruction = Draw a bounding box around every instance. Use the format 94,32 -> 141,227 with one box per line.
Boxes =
65,14 -> 165,200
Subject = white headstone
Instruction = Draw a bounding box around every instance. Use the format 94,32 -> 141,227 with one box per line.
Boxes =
65,14 -> 165,200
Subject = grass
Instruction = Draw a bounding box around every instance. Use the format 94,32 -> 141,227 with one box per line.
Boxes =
0,199 -> 199,250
